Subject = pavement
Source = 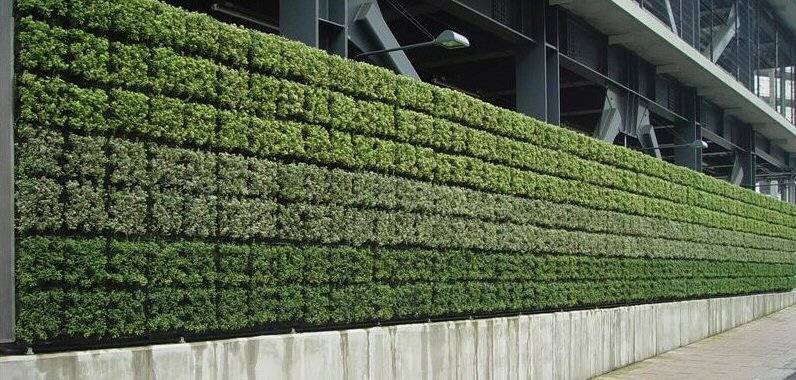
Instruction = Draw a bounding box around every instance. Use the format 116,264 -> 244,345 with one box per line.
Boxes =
597,305 -> 796,380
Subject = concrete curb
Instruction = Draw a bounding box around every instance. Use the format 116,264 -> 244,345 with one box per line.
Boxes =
2,291 -> 795,380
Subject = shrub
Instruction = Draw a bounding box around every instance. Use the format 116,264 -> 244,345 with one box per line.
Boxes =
12,0 -> 796,345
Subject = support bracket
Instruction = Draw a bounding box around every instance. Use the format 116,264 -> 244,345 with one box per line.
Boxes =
702,4 -> 736,63
347,0 -> 419,78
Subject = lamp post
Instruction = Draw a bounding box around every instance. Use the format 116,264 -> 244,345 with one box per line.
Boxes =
644,140 -> 709,150
355,30 -> 470,59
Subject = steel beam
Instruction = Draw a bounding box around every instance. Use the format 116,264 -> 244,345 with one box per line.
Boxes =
729,154 -> 744,185
664,0 -> 678,35
348,0 -> 419,78
637,106 -> 661,159
702,4 -> 736,63
595,87 -> 622,142
1,0 -> 15,343
426,0 -> 533,45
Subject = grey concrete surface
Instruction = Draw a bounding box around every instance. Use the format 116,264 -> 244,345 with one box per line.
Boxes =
597,304 -> 796,380
1,291 -> 794,380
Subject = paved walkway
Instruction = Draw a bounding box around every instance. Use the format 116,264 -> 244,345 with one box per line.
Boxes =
598,305 -> 796,380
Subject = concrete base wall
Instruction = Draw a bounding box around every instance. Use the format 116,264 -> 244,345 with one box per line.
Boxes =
2,291 -> 795,380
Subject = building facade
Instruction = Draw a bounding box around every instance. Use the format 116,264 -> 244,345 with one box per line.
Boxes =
182,0 -> 796,203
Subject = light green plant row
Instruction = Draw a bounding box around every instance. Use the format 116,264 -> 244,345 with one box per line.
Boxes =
15,70 -> 796,241
14,134 -> 795,264
14,16 -> 796,231
30,0 -> 795,218
15,234 -> 795,342
16,125 -> 796,254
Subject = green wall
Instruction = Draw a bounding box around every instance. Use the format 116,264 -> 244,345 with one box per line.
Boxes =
12,0 -> 796,344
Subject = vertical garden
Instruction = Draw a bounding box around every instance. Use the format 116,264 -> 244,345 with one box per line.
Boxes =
10,0 -> 796,345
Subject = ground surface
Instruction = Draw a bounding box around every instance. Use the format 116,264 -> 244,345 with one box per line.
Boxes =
598,305 -> 796,380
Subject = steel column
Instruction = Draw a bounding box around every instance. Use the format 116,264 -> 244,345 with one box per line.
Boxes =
280,0 -> 348,57
673,88 -> 702,171
516,0 -> 559,123
280,0 -> 320,47
1,0 -> 15,343
735,123 -> 756,189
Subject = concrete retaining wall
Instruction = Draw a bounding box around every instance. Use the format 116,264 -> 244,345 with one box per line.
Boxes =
2,291 -> 795,380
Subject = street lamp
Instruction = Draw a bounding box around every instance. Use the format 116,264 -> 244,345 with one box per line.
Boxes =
355,30 -> 470,59
644,139 -> 708,150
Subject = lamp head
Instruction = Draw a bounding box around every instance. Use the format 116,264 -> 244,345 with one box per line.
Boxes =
689,139 -> 709,149
434,30 -> 470,49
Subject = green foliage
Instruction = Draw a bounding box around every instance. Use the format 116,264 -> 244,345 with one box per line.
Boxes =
151,241 -> 215,286
218,197 -> 276,239
249,73 -> 280,118
183,195 -> 217,237
64,84 -> 108,133
64,134 -> 106,181
216,110 -> 251,150
108,138 -> 150,187
109,240 -> 154,287
15,125 -> 63,177
17,18 -> 68,72
108,89 -> 149,133
250,30 -> 283,74
16,290 -> 64,343
13,234 -> 796,343
16,236 -> 64,290
278,39 -> 329,86
106,290 -> 147,337
68,29 -> 110,83
13,0 -> 796,345
69,0 -> 112,31
110,0 -> 160,44
64,296 -> 115,339
109,42 -> 151,90
183,102 -> 217,146
108,188 -> 147,235
180,11 -> 219,57
150,145 -> 216,193
148,95 -> 184,140
16,0 -> 66,18
217,66 -> 251,110
150,47 -> 217,100
216,23 -> 250,67
64,181 -> 107,232
16,177 -> 62,232
17,73 -> 66,127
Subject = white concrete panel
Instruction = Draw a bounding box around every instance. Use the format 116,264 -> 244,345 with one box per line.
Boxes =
451,319 -> 477,378
529,313 -> 554,380
490,318 -> 510,379
552,312 -> 571,380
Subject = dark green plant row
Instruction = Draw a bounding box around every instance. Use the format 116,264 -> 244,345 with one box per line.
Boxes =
14,17 -> 796,232
20,236 -> 791,292
15,72 -> 796,242
16,235 -> 795,342
16,126 -> 796,254
17,0 -> 794,218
